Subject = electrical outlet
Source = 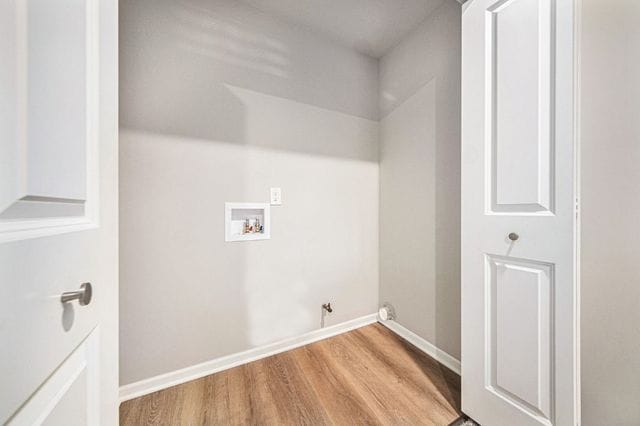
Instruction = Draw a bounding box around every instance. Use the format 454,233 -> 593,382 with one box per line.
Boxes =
270,187 -> 282,205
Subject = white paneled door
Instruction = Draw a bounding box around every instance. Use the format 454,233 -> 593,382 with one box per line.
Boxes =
0,0 -> 118,424
461,0 -> 578,425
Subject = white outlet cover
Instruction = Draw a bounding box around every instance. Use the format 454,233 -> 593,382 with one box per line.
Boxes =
270,188 -> 282,205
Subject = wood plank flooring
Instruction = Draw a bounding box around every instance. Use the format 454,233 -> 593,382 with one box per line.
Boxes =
120,323 -> 461,425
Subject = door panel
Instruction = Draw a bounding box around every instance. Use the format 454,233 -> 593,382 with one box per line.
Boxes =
8,330 -> 99,426
487,0 -> 554,214
26,0 -> 89,201
0,0 -> 21,213
486,0 -> 553,213
462,0 -> 577,425
0,0 -> 99,236
487,255 -> 553,421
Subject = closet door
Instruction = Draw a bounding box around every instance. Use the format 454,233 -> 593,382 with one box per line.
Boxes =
461,0 -> 578,425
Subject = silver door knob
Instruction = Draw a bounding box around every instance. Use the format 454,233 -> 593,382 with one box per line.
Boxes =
60,282 -> 92,306
508,232 -> 519,241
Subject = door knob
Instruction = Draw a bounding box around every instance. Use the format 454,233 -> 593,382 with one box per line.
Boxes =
60,282 -> 92,306
508,232 -> 519,241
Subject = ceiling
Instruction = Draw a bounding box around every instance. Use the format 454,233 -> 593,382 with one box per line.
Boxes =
238,0 -> 448,58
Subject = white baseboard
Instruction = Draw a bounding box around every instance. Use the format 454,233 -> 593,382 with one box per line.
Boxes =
119,313 -> 378,402
379,319 -> 461,376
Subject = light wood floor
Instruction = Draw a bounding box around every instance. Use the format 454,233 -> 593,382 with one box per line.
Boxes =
120,323 -> 461,425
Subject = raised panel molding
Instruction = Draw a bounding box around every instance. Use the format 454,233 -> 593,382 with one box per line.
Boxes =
485,0 -> 555,215
0,0 -> 99,243
485,254 -> 554,425
7,329 -> 100,425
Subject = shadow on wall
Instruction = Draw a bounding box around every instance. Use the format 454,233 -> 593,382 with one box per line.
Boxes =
433,69 -> 461,364
120,0 -> 260,145
120,0 -> 379,161
379,73 -> 461,366
170,0 -> 291,79
119,0 -> 250,383
378,0 -> 462,363
380,0 -> 461,359
118,0 -> 380,385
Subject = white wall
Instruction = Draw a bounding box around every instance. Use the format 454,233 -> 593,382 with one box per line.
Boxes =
119,0 -> 379,385
378,0 -> 461,360
580,0 -> 640,423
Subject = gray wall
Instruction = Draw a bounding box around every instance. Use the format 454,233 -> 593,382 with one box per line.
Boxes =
119,0 -> 379,385
378,1 -> 461,360
580,0 -> 640,424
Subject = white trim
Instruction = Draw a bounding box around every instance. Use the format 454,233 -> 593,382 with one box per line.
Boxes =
572,0 -> 582,423
119,313 -> 378,402
379,319 -> 461,376
0,218 -> 97,243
